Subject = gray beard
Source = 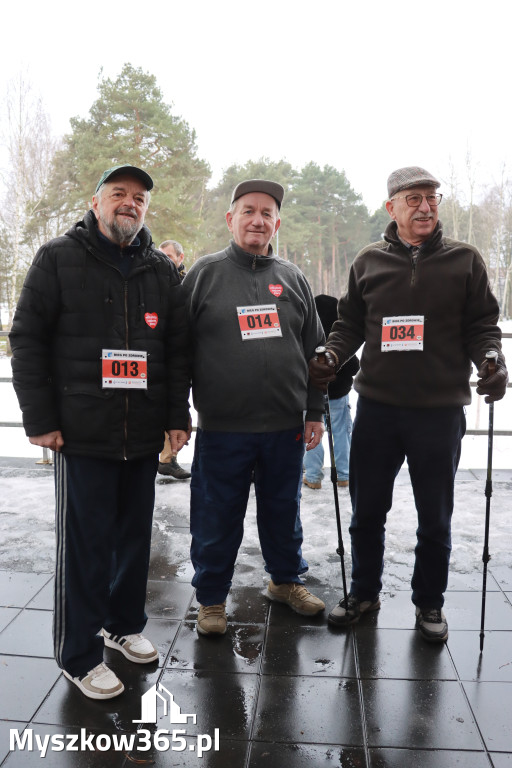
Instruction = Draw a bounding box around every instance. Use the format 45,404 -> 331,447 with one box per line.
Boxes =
103,214 -> 140,246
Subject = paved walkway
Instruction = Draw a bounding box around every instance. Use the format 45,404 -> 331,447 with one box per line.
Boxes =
1,458 -> 512,767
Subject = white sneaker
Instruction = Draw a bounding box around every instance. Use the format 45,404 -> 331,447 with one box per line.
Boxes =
63,662 -> 124,700
101,629 -> 158,663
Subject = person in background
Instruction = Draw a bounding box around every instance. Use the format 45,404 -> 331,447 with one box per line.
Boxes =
183,179 -> 326,636
309,166 -> 508,643
303,294 -> 359,490
158,238 -> 191,479
9,164 -> 190,699
160,239 -> 187,280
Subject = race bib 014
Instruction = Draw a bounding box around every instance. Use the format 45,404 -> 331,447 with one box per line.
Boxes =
237,304 -> 282,340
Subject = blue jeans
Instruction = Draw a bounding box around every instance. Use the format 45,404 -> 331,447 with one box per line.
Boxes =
303,395 -> 352,483
349,396 -> 466,609
190,427 -> 308,605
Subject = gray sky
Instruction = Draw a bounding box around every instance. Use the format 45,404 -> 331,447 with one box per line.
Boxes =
1,0 -> 511,212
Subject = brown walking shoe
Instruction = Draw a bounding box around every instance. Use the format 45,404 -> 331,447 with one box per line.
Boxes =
266,580 -> 325,616
197,603 -> 227,635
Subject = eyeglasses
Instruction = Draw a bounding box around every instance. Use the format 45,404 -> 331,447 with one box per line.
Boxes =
390,193 -> 443,207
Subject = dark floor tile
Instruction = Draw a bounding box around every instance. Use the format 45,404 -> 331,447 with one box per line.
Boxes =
167,621 -> 263,673
34,664 -> 162,731
187,586 -> 269,626
369,747 -> 491,767
262,624 -> 356,678
249,742 -> 366,767
447,591 -> 512,631
102,617 -> 180,669
122,735 -> 248,767
0,571 -> 52,608
362,679 -> 481,750
156,669 -> 259,741
0,721 -> 27,764
463,682 -> 512,752
0,655 -> 61,720
351,590 -> 416,630
3,724 -> 126,766
0,606 -> 20,632
26,578 -> 53,610
355,627 -> 456,680
145,580 -> 194,619
448,630 -> 512,681
254,675 -> 362,746
0,609 -> 53,657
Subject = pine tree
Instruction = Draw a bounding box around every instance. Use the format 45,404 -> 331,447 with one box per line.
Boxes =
43,64 -> 210,250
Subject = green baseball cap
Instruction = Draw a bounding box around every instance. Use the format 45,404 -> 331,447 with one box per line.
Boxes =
95,164 -> 154,194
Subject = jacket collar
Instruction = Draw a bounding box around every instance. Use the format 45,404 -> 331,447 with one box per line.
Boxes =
226,239 -> 275,270
384,219 -> 443,253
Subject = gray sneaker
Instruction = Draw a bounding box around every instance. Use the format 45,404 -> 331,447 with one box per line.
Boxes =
328,593 -> 381,627
415,607 -> 448,642
158,457 -> 191,479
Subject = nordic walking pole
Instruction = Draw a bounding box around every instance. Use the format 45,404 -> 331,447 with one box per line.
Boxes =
479,350 -> 498,653
315,346 -> 348,604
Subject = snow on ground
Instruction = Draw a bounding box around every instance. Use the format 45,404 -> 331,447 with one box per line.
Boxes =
1,327 -> 511,583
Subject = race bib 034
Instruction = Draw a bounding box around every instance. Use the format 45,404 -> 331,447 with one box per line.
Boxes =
381,316 -> 424,351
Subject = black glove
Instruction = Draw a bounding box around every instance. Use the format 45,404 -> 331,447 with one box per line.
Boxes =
308,347 -> 337,391
476,353 -> 508,403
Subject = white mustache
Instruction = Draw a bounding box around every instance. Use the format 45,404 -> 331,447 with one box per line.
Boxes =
116,208 -> 137,218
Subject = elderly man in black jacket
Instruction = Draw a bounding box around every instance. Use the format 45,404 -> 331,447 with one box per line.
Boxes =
10,164 -> 190,700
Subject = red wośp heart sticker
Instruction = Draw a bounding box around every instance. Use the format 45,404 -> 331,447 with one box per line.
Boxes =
268,284 -> 283,297
145,313 -> 158,329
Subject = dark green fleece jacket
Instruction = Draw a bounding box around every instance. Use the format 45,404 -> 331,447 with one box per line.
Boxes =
326,220 -> 502,408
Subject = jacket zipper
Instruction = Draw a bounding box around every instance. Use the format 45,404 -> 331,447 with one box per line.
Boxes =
123,281 -> 129,460
410,248 -> 419,286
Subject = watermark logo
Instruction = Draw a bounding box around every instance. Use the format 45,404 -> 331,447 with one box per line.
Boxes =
133,682 -> 196,725
10,684 -> 219,758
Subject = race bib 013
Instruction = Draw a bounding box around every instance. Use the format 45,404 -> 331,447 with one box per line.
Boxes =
102,349 -> 148,388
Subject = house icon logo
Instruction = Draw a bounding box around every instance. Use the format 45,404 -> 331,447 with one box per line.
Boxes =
133,683 -> 197,725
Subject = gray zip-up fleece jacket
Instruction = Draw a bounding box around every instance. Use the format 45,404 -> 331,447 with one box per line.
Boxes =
183,240 -> 324,431
326,220 -> 502,408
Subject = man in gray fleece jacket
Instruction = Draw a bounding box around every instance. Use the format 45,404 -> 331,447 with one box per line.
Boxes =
183,179 -> 325,635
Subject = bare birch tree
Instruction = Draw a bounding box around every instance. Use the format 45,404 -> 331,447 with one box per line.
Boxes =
0,73 -> 57,324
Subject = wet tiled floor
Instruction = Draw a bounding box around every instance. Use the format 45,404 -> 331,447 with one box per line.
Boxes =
1,459 -> 512,767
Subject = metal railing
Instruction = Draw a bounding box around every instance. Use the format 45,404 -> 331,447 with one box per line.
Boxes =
2,333 -> 512,447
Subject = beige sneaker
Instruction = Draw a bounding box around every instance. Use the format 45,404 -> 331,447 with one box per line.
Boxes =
63,662 -> 124,700
303,478 -> 322,489
266,580 -> 325,616
101,629 -> 158,663
197,603 -> 227,635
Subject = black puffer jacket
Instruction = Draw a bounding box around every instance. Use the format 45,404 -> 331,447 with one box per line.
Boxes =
10,211 -> 190,460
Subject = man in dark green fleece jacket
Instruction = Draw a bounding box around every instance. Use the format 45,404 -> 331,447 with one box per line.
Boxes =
183,179 -> 326,635
309,166 -> 508,643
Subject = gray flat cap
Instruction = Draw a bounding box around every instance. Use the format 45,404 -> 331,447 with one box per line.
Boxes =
231,179 -> 284,209
387,166 -> 440,199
